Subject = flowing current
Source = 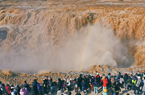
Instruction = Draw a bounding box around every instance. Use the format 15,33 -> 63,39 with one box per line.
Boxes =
0,0 -> 134,73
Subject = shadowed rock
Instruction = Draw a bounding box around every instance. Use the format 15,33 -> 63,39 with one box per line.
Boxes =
0,27 -> 8,41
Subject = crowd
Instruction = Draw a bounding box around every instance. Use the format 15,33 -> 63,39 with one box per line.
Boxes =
0,71 -> 145,95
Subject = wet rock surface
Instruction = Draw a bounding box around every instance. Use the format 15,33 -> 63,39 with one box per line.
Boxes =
0,65 -> 143,86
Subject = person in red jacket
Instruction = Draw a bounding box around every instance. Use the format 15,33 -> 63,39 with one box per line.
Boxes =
103,77 -> 108,90
5,84 -> 11,95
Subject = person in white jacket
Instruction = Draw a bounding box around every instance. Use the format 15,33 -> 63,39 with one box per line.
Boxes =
11,88 -> 15,95
67,77 -> 71,91
120,76 -> 124,88
134,76 -> 141,94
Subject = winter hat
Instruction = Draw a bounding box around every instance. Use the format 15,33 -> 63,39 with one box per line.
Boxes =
70,78 -> 72,81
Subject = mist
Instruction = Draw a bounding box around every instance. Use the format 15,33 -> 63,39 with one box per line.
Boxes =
0,23 -> 133,74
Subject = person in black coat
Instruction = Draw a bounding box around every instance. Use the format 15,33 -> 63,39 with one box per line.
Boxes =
43,76 -> 48,94
85,77 -> 90,90
16,85 -> 21,95
83,76 -> 89,93
32,79 -> 38,95
124,73 -> 128,89
58,78 -> 62,90
115,81 -> 121,95
77,74 -> 83,90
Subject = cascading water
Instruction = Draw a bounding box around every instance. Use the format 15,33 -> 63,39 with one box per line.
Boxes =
1,0 -> 145,73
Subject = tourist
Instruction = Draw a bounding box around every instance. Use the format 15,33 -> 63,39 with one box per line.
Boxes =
73,79 -> 78,93
49,78 -> 54,94
58,78 -> 62,90
124,73 -> 128,89
103,76 -> 108,90
43,76 -> 48,94
132,76 -> 137,90
134,76 -> 141,94
70,78 -> 73,90
119,75 -> 124,88
23,81 -> 31,93
2,84 -> 7,94
48,77 -> 52,94
83,75 -> 89,92
136,71 -> 141,78
107,73 -> 111,81
37,81 -> 42,95
62,79 -> 66,93
32,79 -> 39,95
20,86 -> 29,95
5,84 -> 11,95
111,82 -> 116,95
130,74 -> 133,78
113,73 -> 117,81
23,81 -> 29,88
115,81 -> 121,95
13,88 -> 18,95
92,78 -> 99,94
11,87 -> 15,95
107,73 -> 111,88
96,73 -> 101,85
110,77 -> 115,94
66,76 -> 71,91
126,76 -> 132,90
77,74 -> 83,91
81,79 -> 87,93
89,78 -> 93,92
117,72 -> 121,80
16,85 -> 21,95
